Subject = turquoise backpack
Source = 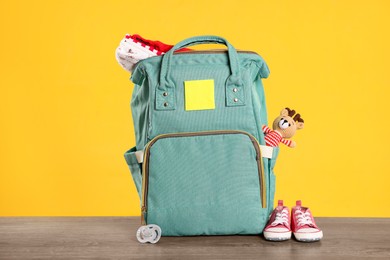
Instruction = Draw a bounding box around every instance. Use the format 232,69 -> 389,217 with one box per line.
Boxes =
124,35 -> 279,236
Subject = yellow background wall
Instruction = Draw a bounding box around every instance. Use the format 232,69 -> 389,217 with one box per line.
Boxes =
1,0 -> 389,217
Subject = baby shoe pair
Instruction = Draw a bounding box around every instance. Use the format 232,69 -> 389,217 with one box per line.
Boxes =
263,200 -> 323,242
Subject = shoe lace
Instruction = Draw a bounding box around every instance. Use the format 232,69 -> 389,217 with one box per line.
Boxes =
295,209 -> 313,227
271,208 -> 289,226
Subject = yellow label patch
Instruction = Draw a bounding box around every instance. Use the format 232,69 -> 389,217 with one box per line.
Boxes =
184,79 -> 215,111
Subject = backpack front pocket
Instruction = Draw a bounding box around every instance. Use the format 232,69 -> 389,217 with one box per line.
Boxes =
141,130 -> 267,236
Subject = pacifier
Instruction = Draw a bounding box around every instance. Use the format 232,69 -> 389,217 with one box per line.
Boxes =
136,224 -> 162,244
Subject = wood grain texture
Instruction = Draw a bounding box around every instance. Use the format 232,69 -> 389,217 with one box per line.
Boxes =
0,217 -> 389,259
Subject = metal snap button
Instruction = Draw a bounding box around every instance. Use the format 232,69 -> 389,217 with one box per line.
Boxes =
233,98 -> 238,102
163,92 -> 168,97
233,88 -> 238,92
163,102 -> 169,107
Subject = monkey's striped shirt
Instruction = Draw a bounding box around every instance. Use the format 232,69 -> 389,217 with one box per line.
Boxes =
262,125 -> 293,147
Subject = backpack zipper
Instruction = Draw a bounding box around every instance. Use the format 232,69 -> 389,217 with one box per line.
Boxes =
140,130 -> 265,225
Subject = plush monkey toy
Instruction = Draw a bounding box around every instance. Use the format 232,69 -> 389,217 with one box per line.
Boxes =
262,108 -> 304,148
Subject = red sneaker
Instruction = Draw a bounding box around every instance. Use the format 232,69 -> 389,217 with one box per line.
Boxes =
291,200 -> 323,242
263,200 -> 292,241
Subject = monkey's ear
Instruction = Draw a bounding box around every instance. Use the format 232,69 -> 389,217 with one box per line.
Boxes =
280,108 -> 289,116
296,122 -> 304,130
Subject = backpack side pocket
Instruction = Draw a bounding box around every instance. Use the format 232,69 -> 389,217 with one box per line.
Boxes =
124,147 -> 143,199
268,147 -> 279,215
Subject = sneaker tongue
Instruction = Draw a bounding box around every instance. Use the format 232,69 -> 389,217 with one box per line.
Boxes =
298,206 -> 309,213
275,206 -> 287,215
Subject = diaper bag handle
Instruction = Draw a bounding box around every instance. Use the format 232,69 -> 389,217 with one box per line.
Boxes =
156,35 -> 245,110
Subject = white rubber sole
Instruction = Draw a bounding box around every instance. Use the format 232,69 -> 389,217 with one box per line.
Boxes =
294,230 -> 323,242
264,231 -> 292,241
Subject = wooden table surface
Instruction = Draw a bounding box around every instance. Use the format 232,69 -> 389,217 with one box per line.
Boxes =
0,217 -> 389,259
